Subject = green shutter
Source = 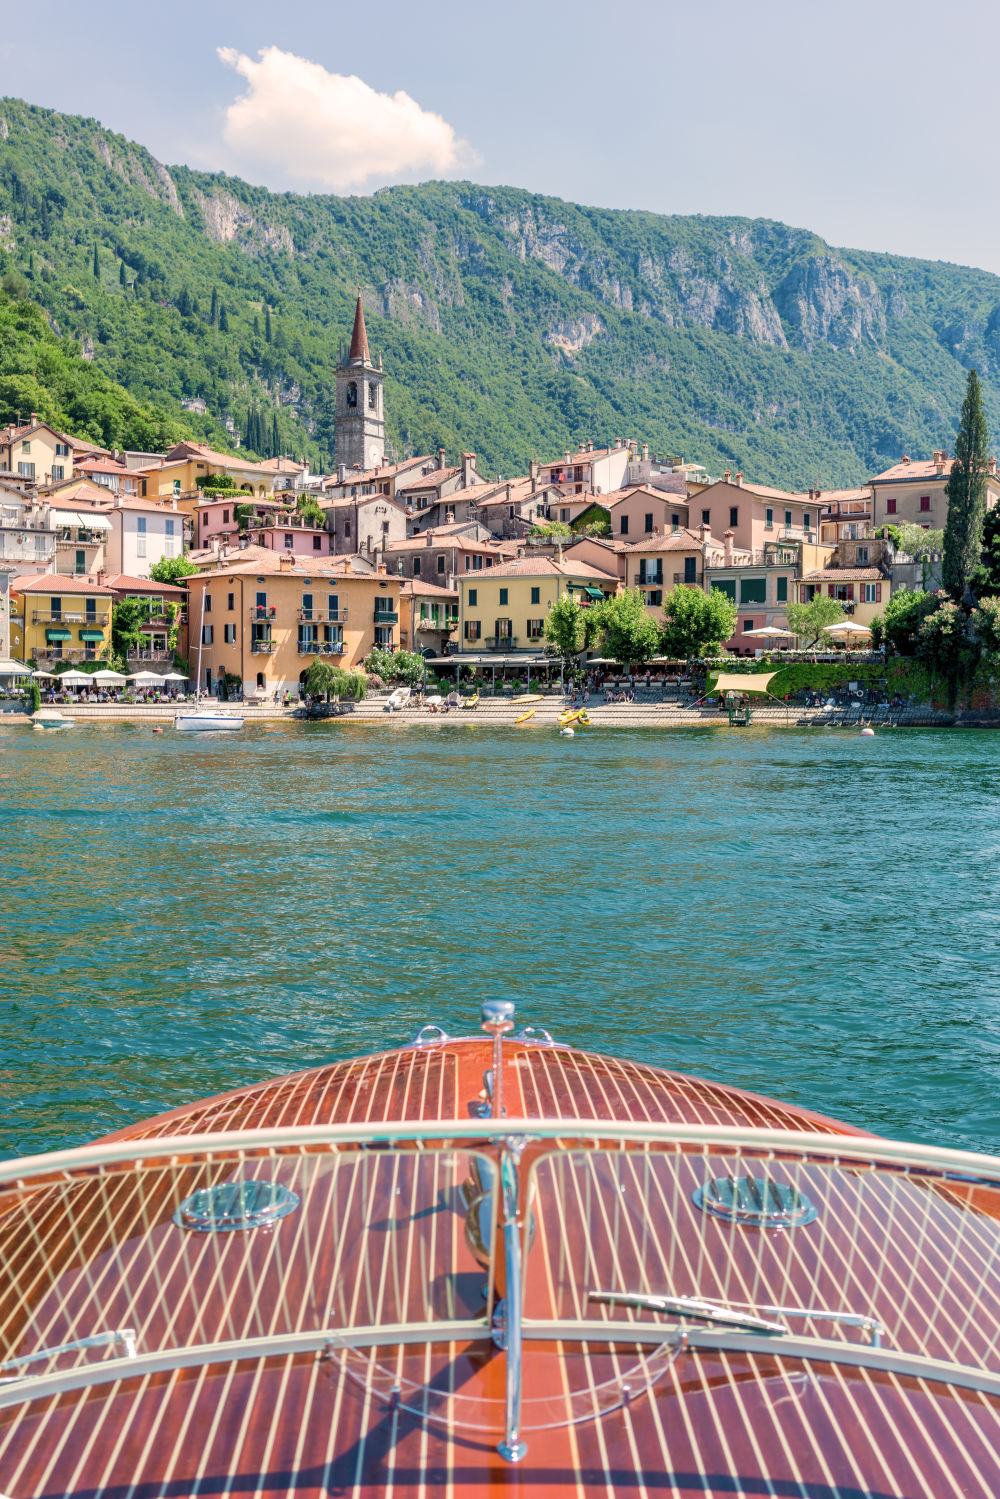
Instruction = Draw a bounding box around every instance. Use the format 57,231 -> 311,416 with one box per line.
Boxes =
713,580 -> 736,600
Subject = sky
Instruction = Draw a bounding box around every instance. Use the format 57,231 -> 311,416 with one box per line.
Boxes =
4,0 -> 1000,274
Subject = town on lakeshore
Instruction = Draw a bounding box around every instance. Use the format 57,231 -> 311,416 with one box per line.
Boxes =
2,296 -> 997,727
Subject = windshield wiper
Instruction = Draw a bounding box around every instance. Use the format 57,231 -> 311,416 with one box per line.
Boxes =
588,1291 -> 785,1335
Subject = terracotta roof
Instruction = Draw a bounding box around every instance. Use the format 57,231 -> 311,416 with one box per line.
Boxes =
605,482 -> 687,506
396,466 -> 461,491
398,579 -> 459,599
0,419 -> 65,443
11,572 -> 114,595
466,556 -> 618,582
104,574 -> 187,595
319,457 -> 431,488
388,535 -> 515,556
621,527 -> 728,554
42,480 -> 109,501
74,457 -> 134,476
110,498 -> 184,515
801,567 -> 884,582
185,555 -> 398,583
815,487 -> 871,505
870,457 -> 953,482
541,446 -> 615,467
348,295 -> 370,362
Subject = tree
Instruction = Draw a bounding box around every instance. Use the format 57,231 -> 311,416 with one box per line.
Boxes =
303,661 -> 366,701
971,594 -> 1000,655
592,588 -> 660,667
218,303 -> 229,333
296,495 -> 326,527
110,596 -> 149,660
271,412 -> 280,459
92,242 -> 100,281
543,592 -> 586,661
943,368 -> 991,600
916,597 -> 976,708
972,504 -> 1000,597
176,285 -> 193,319
529,520 -> 572,540
149,555 -> 198,586
871,585 -> 936,654
118,259 -> 126,288
363,647 -> 424,685
210,287 -> 218,325
785,594 -> 846,646
265,306 -> 272,343
659,585 -> 737,659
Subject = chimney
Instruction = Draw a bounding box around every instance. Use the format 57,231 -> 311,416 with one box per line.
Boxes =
699,522 -> 712,545
587,439 -> 594,453
462,451 -> 476,488
337,464 -> 346,483
425,534 -> 433,547
437,446 -> 447,469
445,509 -> 455,524
614,438 -> 622,450
901,454 -> 910,466
933,449 -> 946,473
989,457 -> 998,477
529,459 -> 540,492
723,470 -> 732,484
641,443 -> 649,462
724,528 -> 734,566
556,542 -> 563,563
735,471 -> 743,487
564,450 -> 571,464
30,411 -> 37,423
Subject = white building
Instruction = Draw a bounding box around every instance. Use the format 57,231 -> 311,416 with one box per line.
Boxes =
105,498 -> 185,578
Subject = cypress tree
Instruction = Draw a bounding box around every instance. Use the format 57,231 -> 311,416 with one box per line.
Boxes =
265,306 -> 272,343
271,412 -> 280,458
218,304 -> 229,333
944,368 -> 991,600
92,243 -> 100,281
119,259 -> 126,287
177,285 -> 192,318
244,407 -> 253,450
253,315 -> 260,337
210,287 -> 218,325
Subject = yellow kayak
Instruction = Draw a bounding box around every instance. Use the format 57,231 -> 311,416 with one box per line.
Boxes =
515,708 -> 535,724
464,692 -> 480,708
577,709 -> 591,725
559,708 -> 583,726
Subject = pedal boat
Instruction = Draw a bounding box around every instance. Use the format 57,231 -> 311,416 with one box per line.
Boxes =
4,1002 -> 1000,1497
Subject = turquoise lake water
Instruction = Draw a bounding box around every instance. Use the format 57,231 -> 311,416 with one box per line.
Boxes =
3,717 -> 1000,1160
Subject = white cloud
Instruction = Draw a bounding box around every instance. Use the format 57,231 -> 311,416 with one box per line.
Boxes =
216,46 -> 472,193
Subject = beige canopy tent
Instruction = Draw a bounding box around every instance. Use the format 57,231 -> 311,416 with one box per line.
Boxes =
712,671 -> 779,695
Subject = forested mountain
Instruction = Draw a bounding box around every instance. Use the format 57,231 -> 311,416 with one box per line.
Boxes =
3,95 -> 1000,483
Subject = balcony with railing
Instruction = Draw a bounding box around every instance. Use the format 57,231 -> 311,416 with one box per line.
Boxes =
250,605 -> 278,620
319,641 -> 347,654
416,613 -> 459,632
32,609 -> 111,626
251,635 -> 276,653
127,647 -> 173,662
298,608 -> 346,622
487,636 -> 518,650
373,608 -> 400,625
671,572 -> 703,587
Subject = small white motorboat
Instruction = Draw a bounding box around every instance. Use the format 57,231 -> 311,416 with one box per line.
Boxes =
31,708 -> 73,733
173,709 -> 245,733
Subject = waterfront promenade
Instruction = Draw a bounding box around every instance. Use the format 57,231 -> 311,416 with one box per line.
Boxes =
2,695 -> 956,727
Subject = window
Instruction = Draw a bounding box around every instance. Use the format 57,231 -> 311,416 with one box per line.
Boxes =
831,583 -> 854,601
222,510 -> 230,525
472,556 -> 483,571
785,510 -> 792,527
284,534 -> 294,548
671,514 -> 680,531
729,506 -> 739,526
17,462 -> 34,479
499,588 -> 508,605
743,618 -> 755,632
702,509 -> 711,525
776,576 -> 788,602
55,442 -> 69,457
495,617 -> 512,640
301,594 -> 313,620
224,622 -> 236,644
202,624 -> 214,644
620,515 -> 629,536
227,592 -> 235,611
800,584 -> 817,602
645,513 -> 654,533
368,382 -> 377,409
527,618 -> 544,638
173,480 -> 181,496
374,625 -> 393,647
328,594 -> 339,618
21,441 -> 29,454
51,465 -> 64,482
136,515 -> 146,559
346,381 -> 358,409
85,598 -> 97,621
50,596 -> 62,620
857,546 -> 869,564
255,591 -> 267,611
464,619 -> 481,641
864,582 -> 882,603
468,588 -> 478,605
344,520 -> 351,538
204,593 -> 212,613
920,495 -> 931,512
165,518 -> 175,537
683,557 -> 697,584
646,590 -> 662,606
740,577 -> 767,604
530,586 -> 540,604
437,555 -> 446,574
714,579 -> 736,600
313,536 -> 322,551
803,514 -> 812,532
560,509 -> 569,522
202,513 -> 209,528
765,508 -> 773,527
75,549 -> 85,574
886,497 -> 897,515
412,557 -> 421,576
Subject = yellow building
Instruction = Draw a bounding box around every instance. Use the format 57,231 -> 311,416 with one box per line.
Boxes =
0,420 -> 75,487
457,556 -> 617,652
871,452 -> 1000,532
138,444 -> 306,523
10,573 -> 114,665
797,566 -> 892,630
183,552 -> 401,696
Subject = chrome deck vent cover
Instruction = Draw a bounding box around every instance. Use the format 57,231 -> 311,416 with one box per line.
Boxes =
692,1175 -> 817,1229
173,1178 -> 300,1233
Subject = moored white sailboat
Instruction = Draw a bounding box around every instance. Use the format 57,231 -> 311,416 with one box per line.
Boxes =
173,582 -> 244,732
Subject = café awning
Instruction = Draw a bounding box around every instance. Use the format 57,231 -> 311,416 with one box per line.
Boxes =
79,629 -> 105,642
45,628 -> 72,641
712,671 -> 778,695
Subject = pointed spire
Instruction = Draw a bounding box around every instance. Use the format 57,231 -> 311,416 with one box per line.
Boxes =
349,292 -> 370,362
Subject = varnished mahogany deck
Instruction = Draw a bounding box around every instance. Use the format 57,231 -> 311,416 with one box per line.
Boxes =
3,1034 -> 1000,1497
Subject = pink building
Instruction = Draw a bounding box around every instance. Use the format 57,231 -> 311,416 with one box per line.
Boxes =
691,475 -> 821,554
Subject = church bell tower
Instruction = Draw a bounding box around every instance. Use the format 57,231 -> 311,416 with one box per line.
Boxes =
335,296 -> 385,471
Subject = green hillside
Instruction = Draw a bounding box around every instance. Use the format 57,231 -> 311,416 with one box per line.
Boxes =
3,95 -> 1000,483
